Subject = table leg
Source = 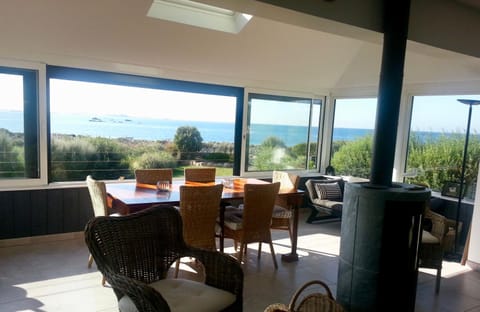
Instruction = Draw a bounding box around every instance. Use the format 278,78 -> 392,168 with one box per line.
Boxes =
281,195 -> 301,262
219,203 -> 226,253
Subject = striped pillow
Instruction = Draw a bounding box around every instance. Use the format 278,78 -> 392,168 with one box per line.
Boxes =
314,182 -> 342,201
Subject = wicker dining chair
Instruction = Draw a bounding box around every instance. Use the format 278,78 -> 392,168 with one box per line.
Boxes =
264,280 -> 345,312
175,184 -> 224,277
419,205 -> 449,294
184,167 -> 216,183
85,175 -> 129,285
134,168 -> 173,185
85,205 -> 244,312
223,182 -> 281,269
271,171 -> 300,243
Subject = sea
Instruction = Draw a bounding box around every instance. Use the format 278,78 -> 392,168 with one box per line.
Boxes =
0,111 -> 456,146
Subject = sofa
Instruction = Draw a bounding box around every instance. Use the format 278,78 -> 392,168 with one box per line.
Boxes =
304,175 -> 369,223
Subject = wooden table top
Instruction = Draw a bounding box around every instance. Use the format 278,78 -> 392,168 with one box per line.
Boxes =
106,178 -> 278,206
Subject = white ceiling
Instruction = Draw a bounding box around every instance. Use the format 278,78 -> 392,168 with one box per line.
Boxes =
0,0 -> 478,95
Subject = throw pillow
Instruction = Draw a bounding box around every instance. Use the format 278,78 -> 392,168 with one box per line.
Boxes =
314,182 -> 342,201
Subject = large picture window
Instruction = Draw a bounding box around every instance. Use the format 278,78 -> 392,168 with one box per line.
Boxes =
48,67 -> 242,182
244,93 -> 322,173
0,67 -> 40,180
330,98 -> 377,178
406,95 -> 480,199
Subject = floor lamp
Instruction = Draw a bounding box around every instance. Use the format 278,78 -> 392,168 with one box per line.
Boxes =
454,99 -> 480,255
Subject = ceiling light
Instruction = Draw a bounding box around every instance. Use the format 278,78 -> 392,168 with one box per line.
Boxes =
147,0 -> 252,34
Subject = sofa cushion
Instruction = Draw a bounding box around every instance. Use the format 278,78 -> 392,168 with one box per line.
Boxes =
118,278 -> 236,312
305,178 -> 344,200
314,182 -> 343,201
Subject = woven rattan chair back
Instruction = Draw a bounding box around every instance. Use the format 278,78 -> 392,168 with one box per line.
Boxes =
84,205 -> 244,311
179,183 -> 224,250
273,171 -> 300,193
242,182 -> 280,235
86,175 -> 109,217
86,174 -> 127,285
289,280 -> 345,312
184,167 -> 216,183
224,182 -> 280,269
134,168 -> 173,185
86,206 -> 187,285
271,171 -> 300,241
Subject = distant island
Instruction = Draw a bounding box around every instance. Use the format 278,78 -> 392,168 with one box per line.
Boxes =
89,116 -> 133,123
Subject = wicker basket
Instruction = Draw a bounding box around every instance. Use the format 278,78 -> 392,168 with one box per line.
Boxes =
264,280 -> 345,312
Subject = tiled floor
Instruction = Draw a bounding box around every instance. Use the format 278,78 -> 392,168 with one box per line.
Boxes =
1,208 -> 480,311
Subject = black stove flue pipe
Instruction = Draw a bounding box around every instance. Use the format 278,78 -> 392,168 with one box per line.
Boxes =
370,0 -> 410,187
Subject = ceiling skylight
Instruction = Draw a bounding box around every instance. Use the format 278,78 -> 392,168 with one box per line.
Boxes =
147,0 -> 252,34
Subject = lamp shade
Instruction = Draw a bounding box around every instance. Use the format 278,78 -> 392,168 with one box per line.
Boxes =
458,99 -> 480,106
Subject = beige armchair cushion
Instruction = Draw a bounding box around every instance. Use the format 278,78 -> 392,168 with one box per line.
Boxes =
224,206 -> 244,230
118,278 -> 236,312
422,230 -> 440,244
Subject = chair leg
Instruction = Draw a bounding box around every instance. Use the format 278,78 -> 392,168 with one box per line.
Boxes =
258,242 -> 262,259
174,259 -> 181,278
435,268 -> 441,294
238,243 -> 245,264
88,254 -> 94,268
90,253 -> 106,286
269,241 -> 278,269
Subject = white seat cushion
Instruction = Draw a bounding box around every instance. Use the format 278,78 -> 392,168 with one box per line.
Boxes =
421,230 -> 440,244
272,205 -> 292,218
118,278 -> 236,312
224,209 -> 243,230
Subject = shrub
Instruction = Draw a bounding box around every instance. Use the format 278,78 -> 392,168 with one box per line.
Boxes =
330,135 -> 373,178
174,126 -> 203,159
251,136 -> 302,170
131,151 -> 177,170
201,152 -> 231,163
407,133 -> 480,192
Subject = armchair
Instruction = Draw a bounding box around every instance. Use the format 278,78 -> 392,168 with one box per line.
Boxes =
85,205 -> 243,311
419,207 -> 449,294
304,177 -> 344,223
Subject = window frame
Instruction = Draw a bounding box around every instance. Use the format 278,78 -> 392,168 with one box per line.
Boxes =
401,93 -> 480,194
0,59 -> 47,189
240,89 -> 325,177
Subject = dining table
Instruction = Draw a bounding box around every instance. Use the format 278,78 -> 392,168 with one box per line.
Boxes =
106,177 -> 304,262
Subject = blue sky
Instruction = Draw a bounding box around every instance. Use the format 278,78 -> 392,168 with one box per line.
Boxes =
411,95 -> 480,133
335,96 -> 480,133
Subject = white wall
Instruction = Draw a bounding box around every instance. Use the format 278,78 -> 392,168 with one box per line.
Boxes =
467,162 -> 480,268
